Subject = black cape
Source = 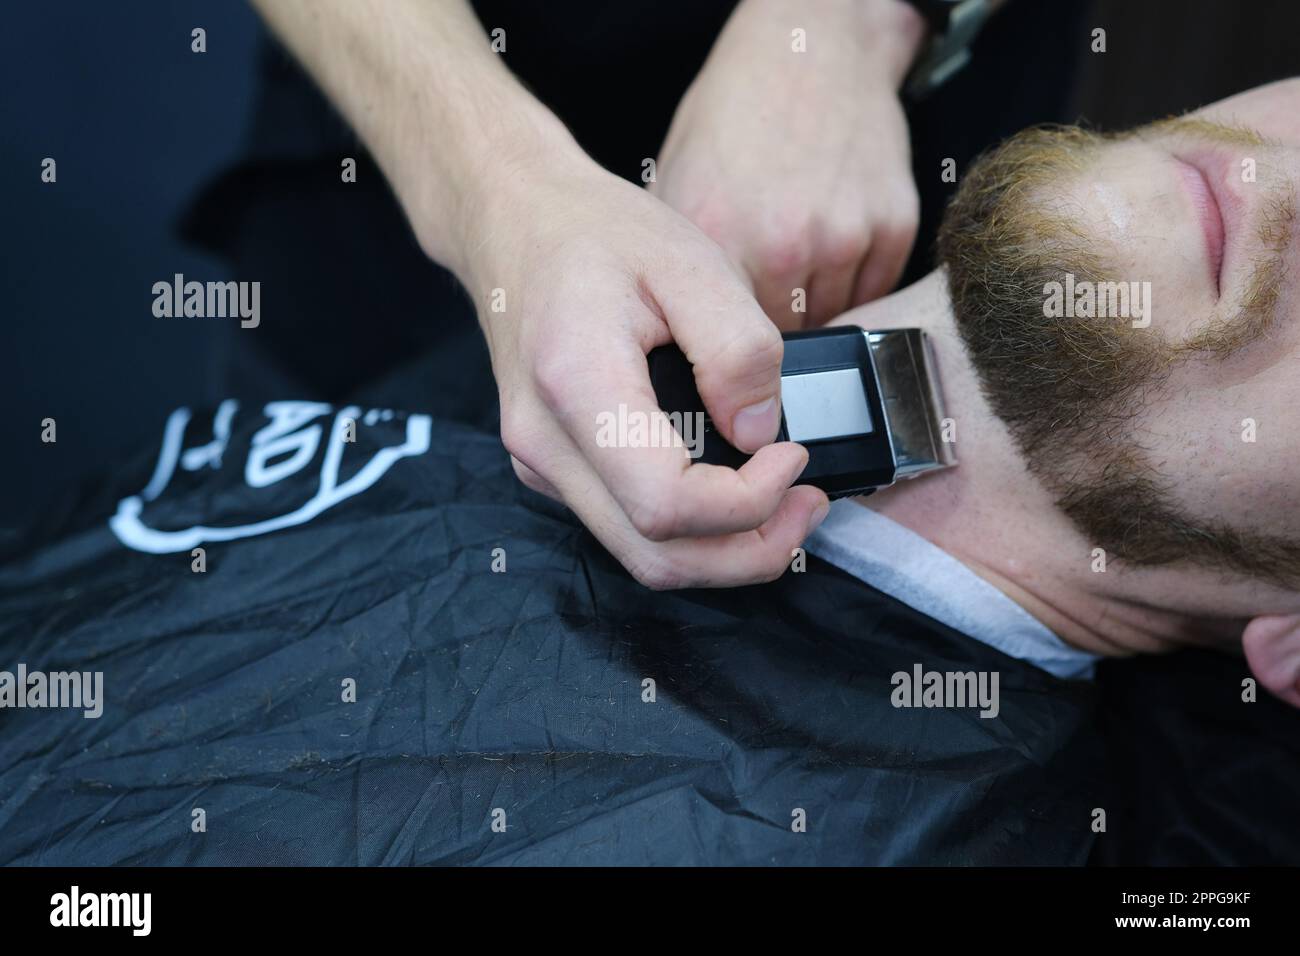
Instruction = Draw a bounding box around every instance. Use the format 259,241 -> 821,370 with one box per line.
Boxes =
0,399 -> 1107,865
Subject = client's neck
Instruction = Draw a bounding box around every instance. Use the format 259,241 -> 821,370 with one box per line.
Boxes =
832,270 -> 1240,657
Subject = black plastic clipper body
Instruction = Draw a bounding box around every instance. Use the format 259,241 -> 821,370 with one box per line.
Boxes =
648,326 -> 953,500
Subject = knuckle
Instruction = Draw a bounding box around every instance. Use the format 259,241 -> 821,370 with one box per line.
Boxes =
498,410 -> 540,464
730,321 -> 785,377
626,494 -> 681,543
699,320 -> 784,397
509,456 -> 546,493
627,554 -> 682,591
530,345 -> 579,412
754,229 -> 811,277
820,225 -> 870,268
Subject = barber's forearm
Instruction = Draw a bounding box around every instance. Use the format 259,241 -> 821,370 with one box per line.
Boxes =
249,0 -> 588,279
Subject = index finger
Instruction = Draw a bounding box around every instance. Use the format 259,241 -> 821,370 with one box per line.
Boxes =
543,335 -> 810,543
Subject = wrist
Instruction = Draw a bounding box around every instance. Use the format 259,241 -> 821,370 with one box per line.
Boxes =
402,95 -> 592,283
732,0 -> 927,89
854,0 -> 929,87
439,121 -> 603,304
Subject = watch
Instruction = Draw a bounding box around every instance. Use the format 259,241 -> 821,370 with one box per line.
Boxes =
901,0 -> 997,98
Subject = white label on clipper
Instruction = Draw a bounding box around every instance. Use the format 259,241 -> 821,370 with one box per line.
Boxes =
781,368 -> 873,443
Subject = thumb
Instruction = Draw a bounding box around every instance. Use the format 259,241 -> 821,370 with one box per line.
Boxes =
650,251 -> 784,454
1242,614 -> 1300,708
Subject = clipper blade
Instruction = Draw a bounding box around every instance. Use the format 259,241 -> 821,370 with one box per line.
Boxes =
867,329 -> 956,480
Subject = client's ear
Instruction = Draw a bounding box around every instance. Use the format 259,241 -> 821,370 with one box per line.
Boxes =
1242,615 -> 1300,707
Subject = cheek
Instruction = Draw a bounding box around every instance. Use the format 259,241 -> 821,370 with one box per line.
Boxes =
1155,388 -> 1300,535
1242,380 -> 1300,519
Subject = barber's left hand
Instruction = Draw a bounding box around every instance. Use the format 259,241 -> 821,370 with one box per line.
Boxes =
652,0 -> 927,328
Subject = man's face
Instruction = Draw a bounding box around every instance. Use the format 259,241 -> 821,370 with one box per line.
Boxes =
939,79 -> 1300,593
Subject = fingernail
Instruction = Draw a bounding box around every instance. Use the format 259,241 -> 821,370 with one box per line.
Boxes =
806,501 -> 830,537
732,396 -> 779,452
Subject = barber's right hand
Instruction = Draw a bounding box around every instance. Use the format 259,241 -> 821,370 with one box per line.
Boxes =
455,159 -> 831,589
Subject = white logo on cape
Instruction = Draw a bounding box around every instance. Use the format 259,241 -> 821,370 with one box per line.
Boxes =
110,400 -> 432,553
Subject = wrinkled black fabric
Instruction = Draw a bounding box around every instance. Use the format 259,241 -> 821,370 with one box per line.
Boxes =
0,405 -> 1105,865
1090,649 -> 1300,866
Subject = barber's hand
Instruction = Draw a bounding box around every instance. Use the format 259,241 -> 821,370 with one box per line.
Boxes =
652,0 -> 926,328
459,158 -> 830,590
